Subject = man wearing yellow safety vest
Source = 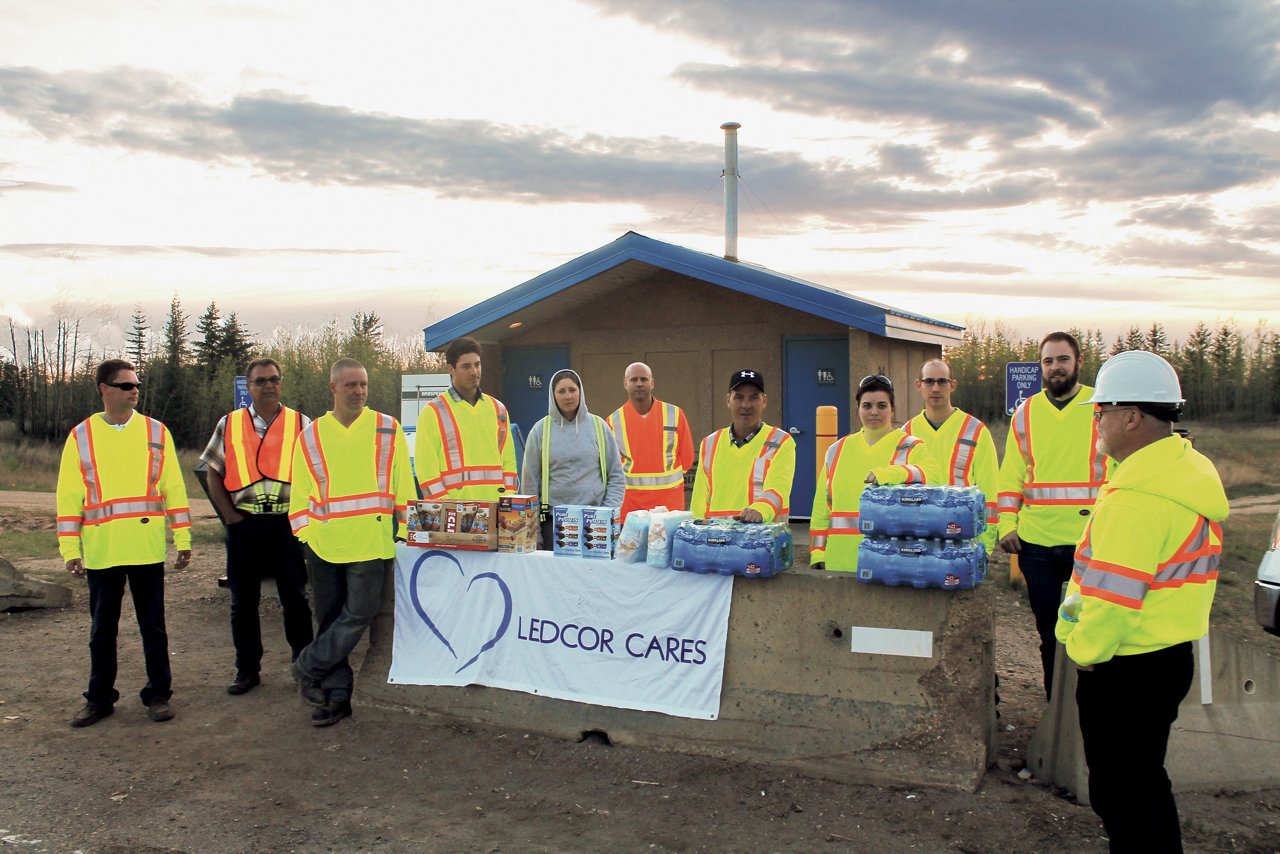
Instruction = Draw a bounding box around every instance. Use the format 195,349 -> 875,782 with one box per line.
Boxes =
288,358 -> 415,727
904,359 -> 999,554
1055,351 -> 1225,852
199,357 -> 314,697
57,359 -> 192,728
416,337 -> 518,500
690,370 -> 795,524
998,331 -> 1109,699
607,362 -> 694,522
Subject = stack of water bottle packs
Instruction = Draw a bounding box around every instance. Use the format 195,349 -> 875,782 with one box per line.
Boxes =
615,508 -> 793,578
856,485 -> 987,590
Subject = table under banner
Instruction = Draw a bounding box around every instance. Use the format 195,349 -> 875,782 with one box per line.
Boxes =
388,545 -> 734,720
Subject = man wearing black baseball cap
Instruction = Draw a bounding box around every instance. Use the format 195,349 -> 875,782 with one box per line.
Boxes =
689,370 -> 796,523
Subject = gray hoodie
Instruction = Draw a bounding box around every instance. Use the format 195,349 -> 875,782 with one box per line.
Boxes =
520,369 -> 625,510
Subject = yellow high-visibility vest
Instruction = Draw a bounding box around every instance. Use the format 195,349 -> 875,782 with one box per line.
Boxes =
998,386 -> 1108,546
808,428 -> 942,572
905,409 -> 999,551
689,424 -> 795,523
56,413 -> 192,568
416,390 -> 518,500
289,408 -> 416,562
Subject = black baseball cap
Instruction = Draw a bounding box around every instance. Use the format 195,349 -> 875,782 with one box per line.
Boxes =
729,369 -> 764,392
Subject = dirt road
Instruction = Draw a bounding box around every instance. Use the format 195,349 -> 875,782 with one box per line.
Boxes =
1,493 -> 1277,852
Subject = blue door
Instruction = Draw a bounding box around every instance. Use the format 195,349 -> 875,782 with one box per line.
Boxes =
783,337 -> 850,519
502,346 -> 570,471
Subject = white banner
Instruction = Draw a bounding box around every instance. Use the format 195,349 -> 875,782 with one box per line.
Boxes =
389,545 -> 733,720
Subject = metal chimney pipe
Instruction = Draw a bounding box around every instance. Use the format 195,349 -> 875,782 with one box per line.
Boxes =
721,122 -> 741,261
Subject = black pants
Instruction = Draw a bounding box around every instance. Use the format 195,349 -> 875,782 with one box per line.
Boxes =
226,513 -> 314,674
295,549 -> 388,704
1077,642 -> 1193,853
1019,540 -> 1076,698
85,564 -> 170,707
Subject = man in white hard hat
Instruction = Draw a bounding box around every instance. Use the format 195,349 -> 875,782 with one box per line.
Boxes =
1055,350 -> 1227,852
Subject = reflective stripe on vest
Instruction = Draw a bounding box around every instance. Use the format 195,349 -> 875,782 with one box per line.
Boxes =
751,428 -> 790,520
891,435 -> 926,484
542,413 -> 607,508
611,402 -> 685,490
427,395 -> 513,493
823,438 -> 846,507
293,413 -> 396,532
1072,519 -> 1222,610
223,406 -> 301,491
71,416 -> 174,528
950,415 -> 982,486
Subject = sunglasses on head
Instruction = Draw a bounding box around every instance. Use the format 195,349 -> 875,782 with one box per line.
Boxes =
859,374 -> 892,390
104,381 -> 142,392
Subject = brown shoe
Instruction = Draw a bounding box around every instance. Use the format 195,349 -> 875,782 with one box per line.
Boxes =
70,702 -> 114,728
147,699 -> 175,722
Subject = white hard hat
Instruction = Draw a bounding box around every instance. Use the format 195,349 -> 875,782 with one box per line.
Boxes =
1084,350 -> 1185,406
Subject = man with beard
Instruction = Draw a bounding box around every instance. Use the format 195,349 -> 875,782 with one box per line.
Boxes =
998,332 -> 1108,699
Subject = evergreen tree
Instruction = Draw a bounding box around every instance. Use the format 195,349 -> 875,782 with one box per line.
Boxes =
193,301 -> 222,370
220,312 -> 254,372
125,306 -> 149,368
1124,325 -> 1146,352
1145,322 -> 1169,356
1177,322 -> 1212,418
160,295 -> 190,367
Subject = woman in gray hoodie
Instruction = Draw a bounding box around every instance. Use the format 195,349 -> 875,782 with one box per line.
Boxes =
520,369 -> 626,549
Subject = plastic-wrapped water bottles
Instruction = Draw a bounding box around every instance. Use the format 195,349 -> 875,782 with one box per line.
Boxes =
856,538 -> 987,589
669,519 -> 794,577
858,485 -> 986,540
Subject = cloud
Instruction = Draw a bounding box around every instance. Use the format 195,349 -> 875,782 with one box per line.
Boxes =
904,261 -> 1025,275
1105,236 -> 1280,277
0,178 -> 75,194
0,243 -> 392,258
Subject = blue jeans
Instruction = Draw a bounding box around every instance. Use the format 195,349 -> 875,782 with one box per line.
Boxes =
226,512 -> 314,674
1077,642 -> 1193,852
85,564 -> 171,707
1019,540 -> 1076,699
294,549 -> 388,704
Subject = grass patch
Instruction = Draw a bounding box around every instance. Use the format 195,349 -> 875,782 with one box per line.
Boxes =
0,528 -> 59,560
1212,509 -> 1274,633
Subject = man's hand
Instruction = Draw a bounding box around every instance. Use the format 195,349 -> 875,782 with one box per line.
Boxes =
864,472 -> 879,485
999,531 -> 1023,554
736,507 -> 764,524
225,510 -> 246,525
174,550 -> 192,570
66,558 -> 85,578
1076,663 -> 1095,672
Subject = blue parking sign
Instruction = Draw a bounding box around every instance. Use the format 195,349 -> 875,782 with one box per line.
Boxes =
234,375 -> 251,409
1006,362 -> 1042,415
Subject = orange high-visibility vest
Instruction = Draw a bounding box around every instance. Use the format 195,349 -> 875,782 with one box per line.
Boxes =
608,398 -> 693,515
222,406 -> 302,491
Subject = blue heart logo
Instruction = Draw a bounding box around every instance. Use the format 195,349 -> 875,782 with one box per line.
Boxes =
408,549 -> 512,674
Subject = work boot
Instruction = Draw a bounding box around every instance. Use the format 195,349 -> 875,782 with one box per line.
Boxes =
227,672 -> 261,695
311,700 -> 352,727
70,702 -> 113,728
147,699 -> 175,722
290,660 -> 325,707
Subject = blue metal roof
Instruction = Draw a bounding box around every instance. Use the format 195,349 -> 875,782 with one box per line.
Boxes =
423,231 -> 963,350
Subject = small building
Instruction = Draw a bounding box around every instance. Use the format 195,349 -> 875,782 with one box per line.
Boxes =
422,231 -> 962,517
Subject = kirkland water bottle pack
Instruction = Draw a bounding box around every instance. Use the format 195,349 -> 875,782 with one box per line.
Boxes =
856,485 -> 987,589
669,519 -> 794,578
858,485 -> 987,539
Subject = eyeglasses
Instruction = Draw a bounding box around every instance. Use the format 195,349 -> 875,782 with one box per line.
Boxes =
103,381 -> 142,391
1093,405 -> 1137,422
859,374 -> 892,390
919,378 -> 951,387
251,376 -> 282,386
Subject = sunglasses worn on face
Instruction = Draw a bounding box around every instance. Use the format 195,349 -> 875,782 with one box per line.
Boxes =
859,374 -> 892,390
104,381 -> 142,391
252,376 -> 282,386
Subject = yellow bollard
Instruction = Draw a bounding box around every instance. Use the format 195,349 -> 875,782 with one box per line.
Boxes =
1008,553 -> 1024,589
816,405 -> 838,475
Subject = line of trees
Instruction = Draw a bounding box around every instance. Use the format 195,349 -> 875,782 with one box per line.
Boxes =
946,319 -> 1280,424
3,305 -> 1276,448
2,297 -> 441,448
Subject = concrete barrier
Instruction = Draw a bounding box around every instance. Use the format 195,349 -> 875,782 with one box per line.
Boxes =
357,564 -> 997,792
1028,630 -> 1280,803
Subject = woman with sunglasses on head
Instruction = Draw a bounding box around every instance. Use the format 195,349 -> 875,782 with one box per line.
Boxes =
809,375 -> 942,572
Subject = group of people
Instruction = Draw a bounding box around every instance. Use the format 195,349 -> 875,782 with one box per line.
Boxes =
56,331 -> 1224,850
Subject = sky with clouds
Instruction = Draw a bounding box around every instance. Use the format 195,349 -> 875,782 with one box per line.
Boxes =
2,0 -> 1278,355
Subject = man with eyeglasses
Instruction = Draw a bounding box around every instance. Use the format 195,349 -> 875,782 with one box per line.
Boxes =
57,359 -> 192,727
904,359 -> 999,554
998,332 -> 1109,699
690,370 -> 795,524
199,357 -> 314,696
1055,351 -> 1225,851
